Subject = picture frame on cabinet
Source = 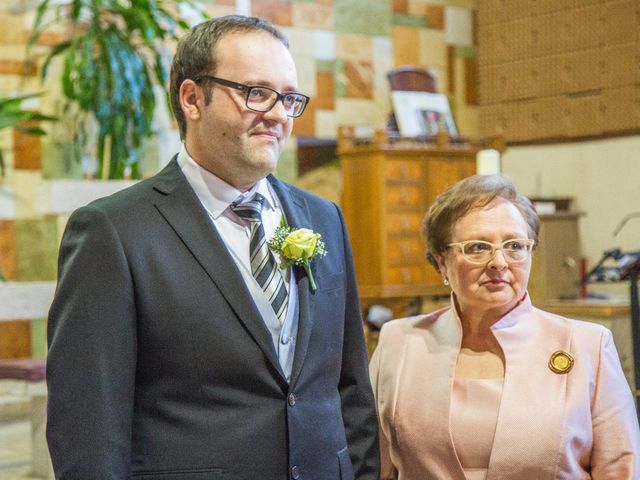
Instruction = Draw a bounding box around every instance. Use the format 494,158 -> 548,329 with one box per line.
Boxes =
391,91 -> 458,138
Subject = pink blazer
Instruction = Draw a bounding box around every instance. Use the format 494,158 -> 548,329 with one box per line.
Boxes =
370,295 -> 640,479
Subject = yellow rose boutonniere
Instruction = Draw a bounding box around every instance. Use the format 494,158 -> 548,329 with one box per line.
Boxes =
268,217 -> 327,291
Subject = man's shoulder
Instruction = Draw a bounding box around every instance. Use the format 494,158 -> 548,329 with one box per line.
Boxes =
87,158 -> 181,210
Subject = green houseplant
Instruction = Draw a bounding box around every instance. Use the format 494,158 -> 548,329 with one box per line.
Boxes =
0,92 -> 55,178
0,92 -> 55,281
29,0 -> 204,179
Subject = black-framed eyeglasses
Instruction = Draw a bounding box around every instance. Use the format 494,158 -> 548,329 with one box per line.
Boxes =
194,75 -> 310,118
446,238 -> 535,264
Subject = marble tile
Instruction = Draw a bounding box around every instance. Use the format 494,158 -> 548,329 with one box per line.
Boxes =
312,30 -> 336,60
0,221 -> 16,281
282,27 -> 313,61
335,0 -> 391,36
391,25 -> 420,67
13,124 -> 42,171
418,28 -> 447,69
344,61 -> 374,99
392,0 -> 408,14
29,319 -> 46,360
314,109 -> 338,139
0,187 -> 16,220
334,60 -> 346,98
205,4 -> 237,18
41,141 -> 82,180
295,54 -> 317,97
0,13 -> 27,46
55,214 -> 69,251
12,171 -> 43,218
315,71 -> 336,110
30,394 -> 52,478
293,102 -> 316,137
372,36 -> 394,92
336,34 -> 372,61
0,61 -> 36,77
33,179 -> 137,216
424,5 -> 445,30
335,98 -> 381,128
0,321 -> 30,359
316,60 -> 336,73
14,218 -> 58,282
391,13 -> 426,28
292,2 -> 334,30
0,419 -> 30,467
444,6 -> 473,46
0,282 -> 56,322
252,0 -> 293,26
274,141 -> 297,184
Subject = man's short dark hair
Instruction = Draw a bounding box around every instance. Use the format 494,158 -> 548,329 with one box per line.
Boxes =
169,15 -> 289,139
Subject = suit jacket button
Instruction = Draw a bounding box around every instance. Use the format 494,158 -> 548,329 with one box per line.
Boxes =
288,393 -> 297,406
291,465 -> 301,479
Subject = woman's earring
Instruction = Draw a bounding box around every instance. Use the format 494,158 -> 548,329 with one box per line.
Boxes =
443,277 -> 449,286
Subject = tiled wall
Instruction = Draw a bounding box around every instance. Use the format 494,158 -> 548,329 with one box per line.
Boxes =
0,0 -> 478,357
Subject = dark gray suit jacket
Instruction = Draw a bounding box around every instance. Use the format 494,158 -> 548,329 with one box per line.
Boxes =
46,158 -> 379,479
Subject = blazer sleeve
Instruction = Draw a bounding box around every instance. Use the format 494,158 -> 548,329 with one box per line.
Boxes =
590,329 -> 640,479
46,205 -> 137,479
369,339 -> 399,480
334,203 -> 381,480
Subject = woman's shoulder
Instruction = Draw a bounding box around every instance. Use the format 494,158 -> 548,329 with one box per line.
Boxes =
531,306 -> 611,345
380,306 -> 451,336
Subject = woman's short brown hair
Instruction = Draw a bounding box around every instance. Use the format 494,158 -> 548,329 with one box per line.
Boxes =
423,174 -> 540,273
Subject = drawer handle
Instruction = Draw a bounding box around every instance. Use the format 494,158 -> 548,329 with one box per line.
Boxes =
400,216 -> 409,230
400,189 -> 409,204
401,243 -> 410,257
400,163 -> 409,177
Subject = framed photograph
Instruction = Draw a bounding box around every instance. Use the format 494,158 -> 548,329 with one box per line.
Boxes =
391,91 -> 458,137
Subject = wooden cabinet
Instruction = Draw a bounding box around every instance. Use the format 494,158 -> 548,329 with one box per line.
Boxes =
339,128 -> 503,317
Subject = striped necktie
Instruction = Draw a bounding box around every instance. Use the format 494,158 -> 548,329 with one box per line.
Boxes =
231,194 -> 288,324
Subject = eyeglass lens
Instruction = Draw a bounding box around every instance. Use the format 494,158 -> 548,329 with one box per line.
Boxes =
462,239 -> 531,263
246,86 -> 307,117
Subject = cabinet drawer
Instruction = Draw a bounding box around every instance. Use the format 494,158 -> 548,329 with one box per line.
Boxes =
387,265 -> 428,284
386,184 -> 422,208
385,212 -> 424,234
384,160 -> 421,180
387,237 -> 426,265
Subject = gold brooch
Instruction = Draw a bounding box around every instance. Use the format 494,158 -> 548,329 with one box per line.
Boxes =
548,350 -> 574,374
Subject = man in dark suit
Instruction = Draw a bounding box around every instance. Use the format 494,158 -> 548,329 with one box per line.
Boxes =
46,15 -> 379,480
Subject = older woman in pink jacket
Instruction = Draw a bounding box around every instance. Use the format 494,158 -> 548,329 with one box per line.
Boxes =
370,174 -> 640,479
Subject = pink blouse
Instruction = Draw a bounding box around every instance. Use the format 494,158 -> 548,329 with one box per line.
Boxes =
450,378 -> 503,480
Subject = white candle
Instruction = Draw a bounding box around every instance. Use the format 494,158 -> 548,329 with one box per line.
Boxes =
476,149 -> 501,175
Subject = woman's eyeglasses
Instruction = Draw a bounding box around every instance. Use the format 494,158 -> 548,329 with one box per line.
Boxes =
446,238 -> 535,264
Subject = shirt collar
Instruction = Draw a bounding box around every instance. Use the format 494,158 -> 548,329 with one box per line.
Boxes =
177,144 -> 279,218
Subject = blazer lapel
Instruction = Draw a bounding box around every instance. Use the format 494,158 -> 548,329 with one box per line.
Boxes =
152,160 -> 286,383
487,300 -> 569,479
268,176 -> 316,386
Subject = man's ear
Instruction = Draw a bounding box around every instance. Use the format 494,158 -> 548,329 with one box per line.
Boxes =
179,79 -> 202,122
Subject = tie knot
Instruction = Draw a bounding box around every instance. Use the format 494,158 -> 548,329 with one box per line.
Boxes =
231,193 -> 264,222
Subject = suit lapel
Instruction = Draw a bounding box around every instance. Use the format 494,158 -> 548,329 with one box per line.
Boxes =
268,176 -> 316,386
152,160 -> 286,383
